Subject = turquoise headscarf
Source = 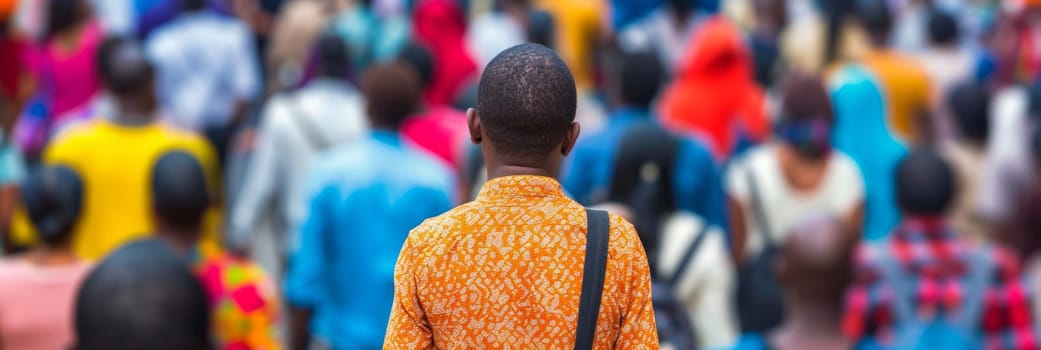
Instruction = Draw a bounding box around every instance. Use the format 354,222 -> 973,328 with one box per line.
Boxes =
830,65 -> 907,240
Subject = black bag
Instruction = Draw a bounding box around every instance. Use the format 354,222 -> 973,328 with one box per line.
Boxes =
575,209 -> 611,350
735,170 -> 785,333
652,221 -> 710,349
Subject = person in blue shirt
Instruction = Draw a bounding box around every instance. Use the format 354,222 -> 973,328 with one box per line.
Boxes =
561,50 -> 728,230
284,63 -> 456,350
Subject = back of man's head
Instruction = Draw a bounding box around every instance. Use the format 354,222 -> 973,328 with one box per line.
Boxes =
315,31 -> 351,81
22,165 -> 82,246
361,63 -> 421,129
97,36 -> 154,97
476,43 -> 576,161
856,0 -> 892,43
928,10 -> 960,47
397,41 -> 435,89
152,151 -> 210,233
777,216 -> 855,301
896,150 -> 956,216
75,240 -> 210,350
947,81 -> 990,143
618,50 -> 663,108
182,0 -> 206,12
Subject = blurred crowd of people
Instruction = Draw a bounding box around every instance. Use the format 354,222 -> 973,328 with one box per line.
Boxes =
3,0 -> 1041,348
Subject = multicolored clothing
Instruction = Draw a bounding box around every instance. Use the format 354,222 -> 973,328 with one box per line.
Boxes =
192,241 -> 281,350
384,175 -> 659,348
843,217 -> 1037,350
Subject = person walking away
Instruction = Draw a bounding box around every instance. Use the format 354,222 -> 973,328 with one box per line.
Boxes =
941,81 -> 991,241
916,10 -> 975,144
829,64 -> 906,240
564,49 -> 726,230
843,150 -> 1038,350
0,165 -> 91,350
619,0 -> 706,74
383,43 -> 658,348
398,42 -> 471,172
44,36 -> 218,260
411,0 -> 478,107
230,32 -> 366,277
285,63 -> 456,350
152,151 -> 281,349
732,216 -> 856,350
727,72 -> 865,332
145,0 -> 261,165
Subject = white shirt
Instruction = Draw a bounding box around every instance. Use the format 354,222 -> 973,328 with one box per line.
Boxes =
619,9 -> 703,73
467,12 -> 525,69
229,79 -> 367,251
726,144 -> 865,258
88,0 -> 134,35
658,212 -> 737,349
978,87 -> 1037,223
145,12 -> 261,130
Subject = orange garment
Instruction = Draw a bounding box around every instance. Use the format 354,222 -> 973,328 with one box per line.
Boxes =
536,0 -> 605,91
659,17 -> 769,160
861,49 -> 932,143
384,175 -> 659,349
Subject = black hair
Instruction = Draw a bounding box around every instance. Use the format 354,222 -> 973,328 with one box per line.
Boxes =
361,63 -> 421,129
856,0 -> 892,42
152,151 -> 210,232
21,165 -> 82,246
182,0 -> 207,12
97,36 -> 155,96
527,9 -> 555,48
315,31 -> 351,80
618,50 -> 663,108
75,240 -> 210,350
397,41 -> 435,89
476,43 -> 576,160
822,0 -> 854,64
896,149 -> 956,216
947,81 -> 989,143
44,0 -> 83,42
779,72 -> 834,125
928,10 -> 960,46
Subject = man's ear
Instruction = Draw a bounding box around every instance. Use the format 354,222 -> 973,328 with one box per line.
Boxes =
561,121 -> 581,156
466,108 -> 482,144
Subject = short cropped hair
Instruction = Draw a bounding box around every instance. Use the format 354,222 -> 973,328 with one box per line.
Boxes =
928,10 -> 960,46
76,240 -> 210,350
21,165 -> 83,246
360,63 -> 421,128
97,36 -> 154,96
476,43 -> 576,159
947,81 -> 989,143
152,151 -> 210,232
619,50 -> 663,108
896,150 -> 956,216
397,41 -> 435,88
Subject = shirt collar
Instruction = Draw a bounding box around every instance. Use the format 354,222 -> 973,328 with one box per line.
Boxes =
476,175 -> 567,203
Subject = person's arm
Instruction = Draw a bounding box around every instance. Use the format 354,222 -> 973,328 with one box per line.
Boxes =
0,186 -> 17,254
227,104 -> 282,253
284,177 -> 333,350
614,217 -> 660,347
728,197 -> 749,264
229,23 -> 262,126
383,234 -> 434,349
676,139 -> 729,231
685,231 -> 738,348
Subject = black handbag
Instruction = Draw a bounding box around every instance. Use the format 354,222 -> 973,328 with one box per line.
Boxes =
735,170 -> 785,333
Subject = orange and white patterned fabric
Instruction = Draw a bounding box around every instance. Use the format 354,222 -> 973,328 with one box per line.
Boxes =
384,175 -> 659,349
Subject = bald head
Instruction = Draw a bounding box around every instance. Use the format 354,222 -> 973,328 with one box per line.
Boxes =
777,216 -> 855,300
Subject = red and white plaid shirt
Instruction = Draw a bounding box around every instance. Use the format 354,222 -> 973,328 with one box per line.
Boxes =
843,217 -> 1037,350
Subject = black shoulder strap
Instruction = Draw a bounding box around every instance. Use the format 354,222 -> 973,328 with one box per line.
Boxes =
575,209 -> 611,350
667,220 -> 711,287
745,168 -> 775,248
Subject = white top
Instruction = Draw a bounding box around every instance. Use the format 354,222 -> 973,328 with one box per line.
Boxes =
978,87 -> 1038,223
619,9 -> 703,74
658,212 -> 737,349
467,12 -> 525,69
726,144 -> 865,258
146,12 -> 261,130
88,0 -> 134,35
229,79 -> 367,251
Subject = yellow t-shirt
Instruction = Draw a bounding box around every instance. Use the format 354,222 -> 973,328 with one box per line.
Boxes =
862,50 -> 933,143
44,120 -> 219,260
536,0 -> 605,91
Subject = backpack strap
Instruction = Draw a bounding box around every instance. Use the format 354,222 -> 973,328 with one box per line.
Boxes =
666,220 -> 711,287
575,209 -> 611,350
958,244 -> 993,331
874,243 -> 917,327
744,168 -> 775,249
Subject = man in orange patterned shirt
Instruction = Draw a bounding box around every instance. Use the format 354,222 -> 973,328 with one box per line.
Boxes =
384,43 -> 659,348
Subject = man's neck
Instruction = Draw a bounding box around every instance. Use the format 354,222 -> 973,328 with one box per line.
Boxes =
155,230 -> 201,256
25,244 -> 79,267
487,164 -> 556,180
772,299 -> 849,349
112,107 -> 155,127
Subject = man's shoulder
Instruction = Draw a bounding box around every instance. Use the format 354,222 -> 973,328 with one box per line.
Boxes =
405,202 -> 478,247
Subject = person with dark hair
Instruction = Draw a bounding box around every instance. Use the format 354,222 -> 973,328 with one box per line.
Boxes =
150,150 -> 281,349
74,240 -> 210,350
941,81 -> 990,239
733,216 -> 856,350
917,10 -> 974,143
384,43 -> 657,348
44,36 -> 218,260
145,0 -> 261,165
619,0 -> 705,73
0,165 -> 91,350
398,41 -> 470,173
230,31 -> 366,276
844,150 -> 1037,349
412,0 -> 478,107
857,0 -> 933,144
286,63 -> 455,350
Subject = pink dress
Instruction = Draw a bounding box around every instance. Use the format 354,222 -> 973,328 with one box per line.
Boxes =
402,106 -> 469,168
31,21 -> 103,123
0,259 -> 92,350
